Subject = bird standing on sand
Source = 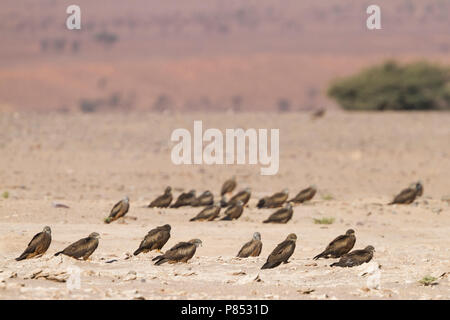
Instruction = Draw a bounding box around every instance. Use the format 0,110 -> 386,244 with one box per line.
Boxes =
152,239 -> 202,265
105,196 -> 129,223
224,187 -> 251,207
313,229 -> 356,260
133,224 -> 171,256
237,232 -> 262,258
263,203 -> 293,224
261,233 -> 297,269
148,187 -> 172,208
288,185 -> 317,204
170,190 -> 196,208
192,190 -> 214,207
330,245 -> 375,267
257,189 -> 289,209
54,232 -> 100,260
220,200 -> 244,221
16,226 -> 52,261
190,202 -> 221,221
221,176 -> 237,196
388,181 -> 423,205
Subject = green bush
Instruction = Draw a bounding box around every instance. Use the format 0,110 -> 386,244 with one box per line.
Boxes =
328,61 -> 450,111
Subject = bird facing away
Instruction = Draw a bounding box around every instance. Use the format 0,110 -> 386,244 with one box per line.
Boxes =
105,196 -> 129,223
388,181 -> 423,205
257,189 -> 289,209
192,190 -> 214,207
16,226 -> 52,261
261,233 -> 297,269
148,187 -> 172,208
54,232 -> 100,260
289,185 -> 317,204
152,239 -> 202,265
220,200 -> 244,221
170,190 -> 196,208
133,224 -> 171,256
237,232 -> 262,258
190,202 -> 221,221
221,176 -> 237,196
330,245 -> 375,267
313,229 -> 356,260
226,187 -> 251,207
263,203 -> 293,224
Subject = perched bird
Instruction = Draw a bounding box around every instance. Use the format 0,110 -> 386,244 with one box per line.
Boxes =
54,232 -> 100,260
170,190 -> 196,208
313,229 -> 356,260
263,203 -> 293,224
148,187 -> 172,208
220,200 -> 244,221
257,189 -> 289,209
16,226 -> 52,261
221,176 -> 237,196
225,187 -> 251,207
133,224 -> 171,255
192,190 -> 214,207
190,202 -> 221,221
289,185 -> 317,204
152,239 -> 202,265
261,233 -> 297,269
105,196 -> 129,224
388,181 -> 423,205
330,245 -> 375,267
237,232 -> 262,258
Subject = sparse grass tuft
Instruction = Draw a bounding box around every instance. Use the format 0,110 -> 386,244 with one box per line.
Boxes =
2,191 -> 9,199
313,217 -> 335,225
321,193 -> 334,201
419,275 -> 438,286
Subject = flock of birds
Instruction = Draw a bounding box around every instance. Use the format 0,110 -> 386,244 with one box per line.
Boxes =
15,177 -> 424,271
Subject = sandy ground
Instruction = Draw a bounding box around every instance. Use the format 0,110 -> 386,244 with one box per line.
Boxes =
0,111 -> 449,300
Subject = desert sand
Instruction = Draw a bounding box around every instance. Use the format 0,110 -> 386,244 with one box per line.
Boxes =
0,111 -> 449,299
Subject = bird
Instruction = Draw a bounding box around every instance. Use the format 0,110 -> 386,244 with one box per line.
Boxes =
220,200 -> 244,221
330,245 -> 375,267
105,196 -> 129,223
224,187 -> 251,207
288,185 -> 317,204
192,190 -> 214,207
16,226 -> 52,261
170,190 -> 196,208
257,189 -> 289,208
263,203 -> 293,223
261,233 -> 297,269
148,187 -> 172,208
152,239 -> 202,265
313,229 -> 356,260
388,181 -> 423,205
54,232 -> 100,260
237,232 -> 262,258
190,202 -> 221,221
221,176 -> 237,196
133,224 -> 171,256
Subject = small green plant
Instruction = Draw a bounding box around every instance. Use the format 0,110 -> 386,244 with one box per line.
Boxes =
321,193 -> 334,201
313,217 -> 335,225
419,275 -> 438,286
2,191 -> 9,199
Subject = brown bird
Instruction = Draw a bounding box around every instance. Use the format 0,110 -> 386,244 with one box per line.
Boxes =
105,196 -> 129,223
289,185 -> 317,204
152,239 -> 202,265
54,232 -> 100,260
330,245 -> 375,267
257,189 -> 289,208
220,200 -> 244,221
225,187 -> 251,207
263,203 -> 293,223
170,190 -> 196,208
192,191 -> 214,207
190,202 -> 221,221
261,233 -> 297,269
133,224 -> 171,256
148,187 -> 172,208
313,229 -> 356,260
237,232 -> 262,258
16,226 -> 52,261
388,181 -> 423,205
221,176 -> 237,196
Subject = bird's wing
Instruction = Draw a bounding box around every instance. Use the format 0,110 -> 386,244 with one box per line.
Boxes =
393,188 -> 416,203
268,240 -> 295,263
27,231 -> 44,248
221,180 -> 236,195
162,242 -> 194,260
238,240 -> 256,257
62,237 -> 91,257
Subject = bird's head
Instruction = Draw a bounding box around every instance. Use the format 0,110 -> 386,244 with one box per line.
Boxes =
244,187 -> 251,193
286,233 -> 297,241
161,224 -> 171,232
310,184 -> 317,190
123,196 -> 129,203
253,232 -> 261,240
189,239 -> 202,247
189,190 -> 196,196
365,245 -> 375,253
346,229 -> 355,235
165,186 -> 172,194
203,190 -> 212,196
285,202 -> 293,209
282,188 -> 289,194
43,226 -> 51,234
236,200 -> 244,206
89,232 -> 101,240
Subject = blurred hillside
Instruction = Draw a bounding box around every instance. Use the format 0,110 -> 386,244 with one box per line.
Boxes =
0,0 -> 449,112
